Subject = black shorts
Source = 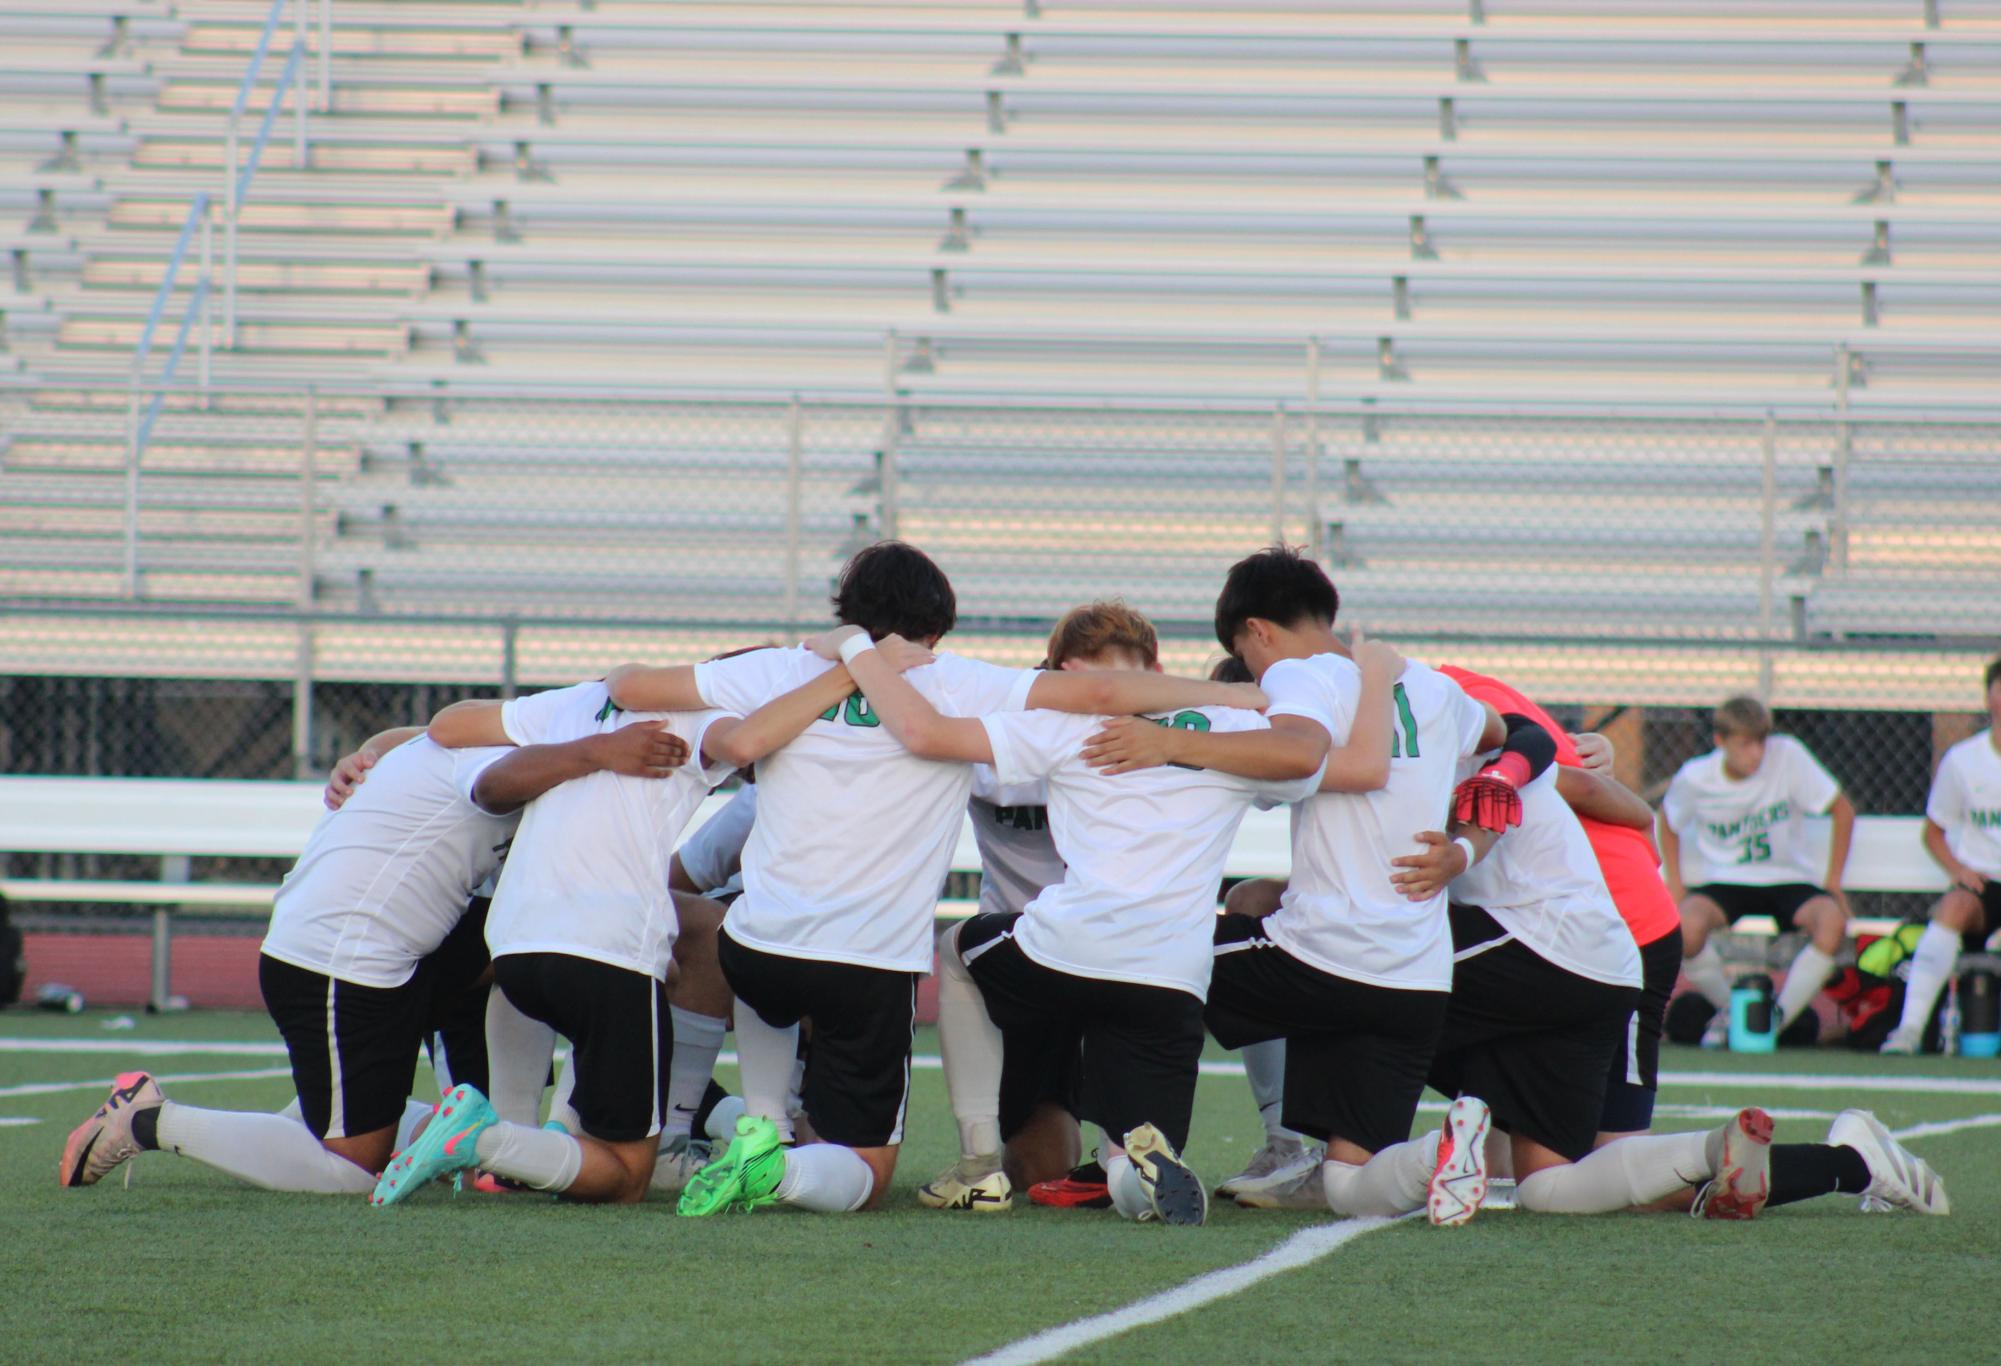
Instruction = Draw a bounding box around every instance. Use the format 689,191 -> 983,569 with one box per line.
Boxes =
1205,912 -> 1448,1155
1597,927 -> 1684,1135
1689,882 -> 1829,932
719,928 -> 915,1148
493,952 -> 671,1144
1430,905 -> 1641,1163
424,896 -> 493,1094
1961,880 -> 2001,947
260,953 -> 430,1141
958,913 -> 1206,1152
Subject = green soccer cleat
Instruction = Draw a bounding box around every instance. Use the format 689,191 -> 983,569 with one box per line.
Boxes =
370,1083 -> 496,1208
676,1115 -> 787,1217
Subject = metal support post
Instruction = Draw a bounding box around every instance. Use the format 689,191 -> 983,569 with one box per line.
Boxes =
294,3 -> 309,163
123,387 -> 141,596
151,854 -> 190,1013
292,624 -> 315,780
199,204 -> 213,399
298,386 -> 318,607
785,395 -> 804,625
1757,413 -> 1778,700
501,621 -> 519,699
319,0 -> 332,109
224,113 -> 239,347
1270,406 -> 1289,545
1304,338 -> 1323,561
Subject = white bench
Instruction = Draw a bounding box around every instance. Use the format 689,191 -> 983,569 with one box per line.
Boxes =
0,774 -> 1949,1008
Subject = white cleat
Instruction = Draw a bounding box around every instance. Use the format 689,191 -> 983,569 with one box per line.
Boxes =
1124,1123 -> 1208,1227
649,1134 -> 715,1193
1427,1096 -> 1491,1228
916,1155 -> 1013,1212
1699,1013 -> 1731,1050
1216,1138 -> 1324,1200
1878,1028 -> 1923,1057
59,1071 -> 163,1188
1829,1109 -> 1949,1215
1230,1168 -> 1329,1211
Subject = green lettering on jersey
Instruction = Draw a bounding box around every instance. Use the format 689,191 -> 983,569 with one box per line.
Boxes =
1389,681 -> 1420,759
1149,709 -> 1212,733
843,693 -> 881,729
595,696 -> 623,723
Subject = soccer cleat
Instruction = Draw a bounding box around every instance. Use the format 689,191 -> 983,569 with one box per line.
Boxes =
1123,1123 -> 1207,1227
1829,1109 -> 1949,1215
1699,1014 -> 1731,1050
1427,1095 -> 1491,1227
1230,1168 -> 1329,1211
370,1083 -> 496,1207
59,1071 -> 163,1188
1216,1138 -> 1323,1200
1701,1107 -> 1774,1221
917,1155 -> 1013,1212
1877,1027 -> 1922,1057
1028,1159 -> 1112,1210
676,1114 -> 787,1217
649,1134 -> 715,1194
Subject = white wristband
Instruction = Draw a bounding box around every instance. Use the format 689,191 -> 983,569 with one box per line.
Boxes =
1452,836 -> 1478,871
837,632 -> 876,666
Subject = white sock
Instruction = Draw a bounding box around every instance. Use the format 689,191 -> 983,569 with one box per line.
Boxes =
153,1103 -> 375,1194
1514,1131 -> 1711,1214
1241,1038 -> 1304,1147
1683,942 -> 1733,1010
935,923 -> 1004,1160
774,1142 -> 875,1213
786,1054 -> 807,1125
666,1007 -> 728,1142
1775,944 -> 1837,1028
429,1032 -> 454,1093
733,997 -> 800,1143
1321,1131 -> 1438,1217
393,1097 -> 433,1152
706,1094 -> 748,1141
547,1052 -> 579,1134
1103,1151 -> 1151,1222
1895,922 -> 1963,1038
486,986 -> 557,1125
473,1120 -> 583,1193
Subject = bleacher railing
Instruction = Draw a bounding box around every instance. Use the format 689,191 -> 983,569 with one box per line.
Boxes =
124,0 -> 326,597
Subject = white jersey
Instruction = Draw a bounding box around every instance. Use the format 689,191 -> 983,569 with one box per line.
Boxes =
1450,767 -> 1641,989
969,766 -> 1064,918
982,706 -> 1320,998
1662,734 -> 1840,888
1260,653 -> 1491,992
695,646 -> 1036,973
1928,730 -> 2001,878
261,737 -> 515,989
485,681 -> 735,980
678,783 -> 758,899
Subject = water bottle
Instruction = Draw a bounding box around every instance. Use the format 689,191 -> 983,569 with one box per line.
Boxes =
35,983 -> 84,1014
1939,975 -> 1962,1058
1956,962 -> 2000,1058
1728,972 -> 1778,1053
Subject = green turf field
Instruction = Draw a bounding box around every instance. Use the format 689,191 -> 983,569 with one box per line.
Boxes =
5,1010 -> 1997,1363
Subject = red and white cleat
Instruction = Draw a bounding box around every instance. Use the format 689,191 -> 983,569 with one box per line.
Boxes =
1427,1095 -> 1492,1228
1702,1107 -> 1774,1221
59,1071 -> 163,1188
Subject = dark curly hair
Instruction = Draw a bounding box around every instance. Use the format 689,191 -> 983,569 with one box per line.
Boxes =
1213,545 -> 1338,652
832,540 -> 958,643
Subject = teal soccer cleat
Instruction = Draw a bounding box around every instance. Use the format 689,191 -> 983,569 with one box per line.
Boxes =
371,1083 -> 497,1207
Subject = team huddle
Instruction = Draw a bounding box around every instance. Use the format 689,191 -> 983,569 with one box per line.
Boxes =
59,543 -> 1969,1226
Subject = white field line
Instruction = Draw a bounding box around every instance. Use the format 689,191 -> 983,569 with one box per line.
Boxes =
1888,1111 -> 2001,1141
12,1040 -> 1999,1098
0,1117 -> 41,1127
964,1216 -> 1403,1366
0,1066 -> 293,1100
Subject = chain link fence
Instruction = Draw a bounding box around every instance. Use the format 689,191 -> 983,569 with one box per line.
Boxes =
2,382 -> 1996,809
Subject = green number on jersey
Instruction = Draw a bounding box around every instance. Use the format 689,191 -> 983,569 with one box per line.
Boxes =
813,694 -> 881,728
1388,682 -> 1420,759
1151,709 -> 1211,733
1736,832 -> 1772,864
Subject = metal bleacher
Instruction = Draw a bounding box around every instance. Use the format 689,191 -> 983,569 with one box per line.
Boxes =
0,0 -> 1998,701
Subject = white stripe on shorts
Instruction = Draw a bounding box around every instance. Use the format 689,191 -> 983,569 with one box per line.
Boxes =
324,977 -> 346,1139
648,985 -> 663,1139
1624,1008 -> 1643,1088
888,976 -> 914,1146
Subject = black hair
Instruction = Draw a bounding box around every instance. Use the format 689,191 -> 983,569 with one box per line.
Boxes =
1209,654 -> 1255,685
831,540 -> 957,643
1988,655 -> 2001,693
1213,545 -> 1338,651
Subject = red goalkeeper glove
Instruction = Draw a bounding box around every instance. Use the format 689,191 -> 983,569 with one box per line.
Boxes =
1451,751 -> 1530,834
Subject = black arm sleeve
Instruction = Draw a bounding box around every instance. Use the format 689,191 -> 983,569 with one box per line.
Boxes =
1496,712 -> 1559,784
